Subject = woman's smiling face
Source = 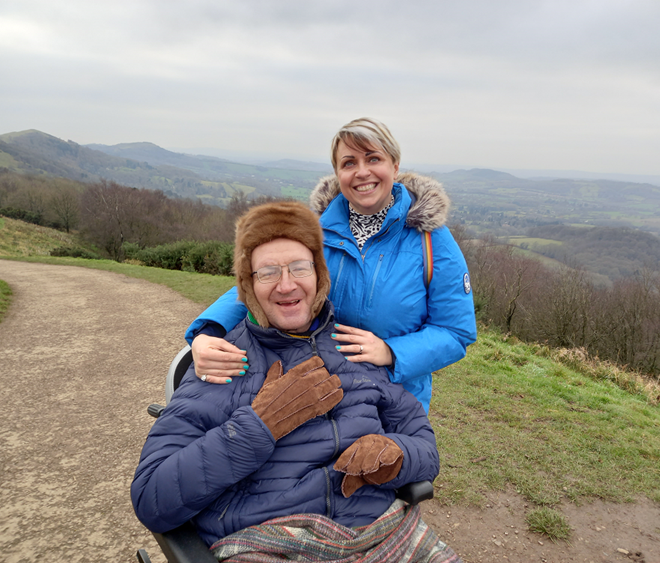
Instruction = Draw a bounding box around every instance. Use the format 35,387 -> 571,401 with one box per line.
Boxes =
335,140 -> 399,216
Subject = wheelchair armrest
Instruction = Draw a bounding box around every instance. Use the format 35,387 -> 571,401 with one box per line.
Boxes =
396,480 -> 435,505
153,521 -> 218,563
147,403 -> 165,418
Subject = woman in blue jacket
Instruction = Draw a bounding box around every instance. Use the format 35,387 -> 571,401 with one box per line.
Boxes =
186,118 -> 477,412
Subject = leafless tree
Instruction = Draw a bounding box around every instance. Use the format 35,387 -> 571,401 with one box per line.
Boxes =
80,180 -> 134,260
533,266 -> 595,348
50,184 -> 80,232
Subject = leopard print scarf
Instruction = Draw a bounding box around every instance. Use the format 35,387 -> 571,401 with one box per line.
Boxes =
348,195 -> 395,251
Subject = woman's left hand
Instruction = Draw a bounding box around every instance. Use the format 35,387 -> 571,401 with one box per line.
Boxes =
331,323 -> 393,367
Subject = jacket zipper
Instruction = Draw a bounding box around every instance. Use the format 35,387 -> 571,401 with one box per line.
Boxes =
332,419 -> 339,455
323,466 -> 332,517
367,254 -> 384,308
279,314 -> 336,519
360,218 -> 399,261
309,335 -> 318,356
330,253 -> 346,303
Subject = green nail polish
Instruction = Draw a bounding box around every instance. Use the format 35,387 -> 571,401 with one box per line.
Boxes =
225,378 -> 232,383
243,364 -> 249,369
241,357 -> 247,362
239,370 -> 245,375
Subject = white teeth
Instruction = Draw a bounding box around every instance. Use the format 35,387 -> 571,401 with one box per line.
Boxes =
355,183 -> 377,192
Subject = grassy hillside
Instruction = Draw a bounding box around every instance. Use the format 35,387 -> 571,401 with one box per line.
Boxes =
0,130 -> 322,204
439,168 -> 660,236
432,329 -> 660,507
520,224 -> 660,281
0,216 -> 82,257
507,235 -> 614,286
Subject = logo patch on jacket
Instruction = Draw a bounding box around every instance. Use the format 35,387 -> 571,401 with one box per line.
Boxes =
463,273 -> 471,294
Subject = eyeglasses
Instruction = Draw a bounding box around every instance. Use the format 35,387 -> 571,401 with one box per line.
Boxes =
252,260 -> 315,284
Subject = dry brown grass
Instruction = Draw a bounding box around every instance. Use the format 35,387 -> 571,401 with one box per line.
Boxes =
0,216 -> 80,257
538,345 -> 660,406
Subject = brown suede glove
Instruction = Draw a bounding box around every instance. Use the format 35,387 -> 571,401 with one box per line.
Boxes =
334,434 -> 404,498
251,356 -> 343,441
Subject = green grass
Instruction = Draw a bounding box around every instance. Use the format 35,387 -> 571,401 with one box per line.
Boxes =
526,507 -> 572,542
0,278 -> 12,323
0,215 -> 82,257
281,186 -> 313,201
223,182 -> 256,196
0,150 -> 21,169
430,328 -> 660,508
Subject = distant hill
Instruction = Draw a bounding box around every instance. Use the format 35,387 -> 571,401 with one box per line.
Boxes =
510,225 -> 660,281
0,130 -> 323,205
0,130 -> 218,200
494,167 -> 660,186
85,141 -> 228,170
433,168 -> 660,237
2,130 -> 660,236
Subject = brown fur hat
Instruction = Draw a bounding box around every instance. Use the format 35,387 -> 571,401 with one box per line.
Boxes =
234,200 -> 331,328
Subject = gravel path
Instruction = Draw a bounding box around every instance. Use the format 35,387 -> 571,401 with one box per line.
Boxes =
0,261 -> 203,563
0,260 -> 658,563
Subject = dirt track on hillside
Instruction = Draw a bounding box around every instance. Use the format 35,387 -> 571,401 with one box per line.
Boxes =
0,261 -> 658,563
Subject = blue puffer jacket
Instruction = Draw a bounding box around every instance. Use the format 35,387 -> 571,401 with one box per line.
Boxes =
133,302 -> 439,547
185,173 -> 477,412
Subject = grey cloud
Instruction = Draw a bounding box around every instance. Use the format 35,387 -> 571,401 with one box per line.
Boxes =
1,0 -> 659,173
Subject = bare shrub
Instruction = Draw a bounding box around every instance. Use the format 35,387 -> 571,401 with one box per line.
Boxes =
464,234 -> 660,380
465,239 -> 543,333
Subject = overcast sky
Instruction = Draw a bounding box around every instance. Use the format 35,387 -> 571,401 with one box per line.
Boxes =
1,0 -> 659,175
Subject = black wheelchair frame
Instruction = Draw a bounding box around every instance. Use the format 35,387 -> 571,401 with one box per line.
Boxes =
136,345 -> 435,563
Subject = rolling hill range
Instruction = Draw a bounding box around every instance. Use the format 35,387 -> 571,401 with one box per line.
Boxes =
2,129 -> 660,236
434,168 -> 660,236
0,130 -> 323,206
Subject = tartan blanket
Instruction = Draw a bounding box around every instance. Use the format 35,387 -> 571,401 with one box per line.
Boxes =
210,499 -> 462,563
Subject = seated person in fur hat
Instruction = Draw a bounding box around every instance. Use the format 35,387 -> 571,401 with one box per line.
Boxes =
131,201 -> 460,562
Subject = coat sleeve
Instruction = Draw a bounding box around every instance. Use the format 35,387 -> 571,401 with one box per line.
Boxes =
131,392 -> 275,533
384,227 -> 477,384
376,383 -> 440,488
184,286 -> 248,345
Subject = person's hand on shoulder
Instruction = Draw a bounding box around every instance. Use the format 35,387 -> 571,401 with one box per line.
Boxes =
192,334 -> 250,384
331,324 -> 393,367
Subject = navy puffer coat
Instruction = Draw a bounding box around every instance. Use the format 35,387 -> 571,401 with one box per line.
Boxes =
131,302 -> 440,547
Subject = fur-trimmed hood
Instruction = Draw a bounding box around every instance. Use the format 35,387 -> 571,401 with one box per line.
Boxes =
308,172 -> 450,232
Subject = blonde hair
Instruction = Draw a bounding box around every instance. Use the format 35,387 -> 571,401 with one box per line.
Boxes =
330,117 -> 401,171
